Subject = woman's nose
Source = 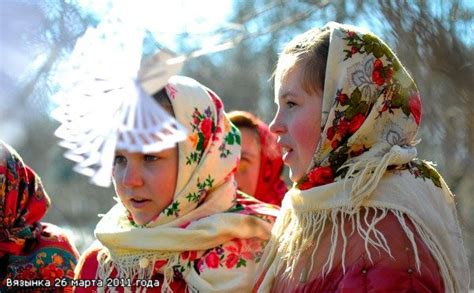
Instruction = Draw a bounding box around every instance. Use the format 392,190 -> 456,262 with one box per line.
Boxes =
269,112 -> 285,134
122,164 -> 143,187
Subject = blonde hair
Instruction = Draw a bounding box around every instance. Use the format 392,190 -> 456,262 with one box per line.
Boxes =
275,28 -> 330,95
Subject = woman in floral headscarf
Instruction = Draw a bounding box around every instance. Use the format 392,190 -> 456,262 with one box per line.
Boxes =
228,111 -> 287,206
75,76 -> 278,292
254,22 -> 469,292
0,141 -> 79,292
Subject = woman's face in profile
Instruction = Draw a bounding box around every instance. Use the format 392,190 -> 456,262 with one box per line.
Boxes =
270,63 -> 323,182
235,127 -> 261,196
112,146 -> 178,225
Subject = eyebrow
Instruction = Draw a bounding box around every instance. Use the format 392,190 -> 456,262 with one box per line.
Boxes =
275,90 -> 298,103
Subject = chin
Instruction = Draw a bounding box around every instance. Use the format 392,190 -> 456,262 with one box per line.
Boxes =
289,169 -> 303,183
132,215 -> 151,226
133,219 -> 147,226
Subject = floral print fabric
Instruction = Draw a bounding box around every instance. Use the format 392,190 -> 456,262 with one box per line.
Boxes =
255,22 -> 468,293
150,77 -> 242,226
0,142 -> 50,255
298,23 -> 428,189
0,141 -> 79,292
2,223 -> 79,292
254,116 -> 287,206
87,76 -> 278,292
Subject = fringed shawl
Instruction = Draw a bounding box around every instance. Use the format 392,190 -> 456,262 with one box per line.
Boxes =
91,76 -> 277,292
255,22 -> 469,292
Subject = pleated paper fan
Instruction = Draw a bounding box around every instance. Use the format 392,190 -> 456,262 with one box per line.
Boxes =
52,20 -> 186,187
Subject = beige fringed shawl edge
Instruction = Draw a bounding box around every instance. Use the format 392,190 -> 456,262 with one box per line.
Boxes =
256,168 -> 469,293
94,203 -> 274,293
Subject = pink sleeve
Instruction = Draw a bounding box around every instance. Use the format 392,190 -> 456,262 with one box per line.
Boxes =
74,245 -> 101,292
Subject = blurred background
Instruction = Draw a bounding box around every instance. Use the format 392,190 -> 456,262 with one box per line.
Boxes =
0,0 -> 472,283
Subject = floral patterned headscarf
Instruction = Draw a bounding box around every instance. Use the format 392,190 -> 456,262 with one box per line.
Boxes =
255,22 -> 468,292
146,75 -> 242,227
296,22 -> 424,199
0,141 -> 50,255
0,140 -> 79,290
253,115 -> 288,206
94,76 -> 276,292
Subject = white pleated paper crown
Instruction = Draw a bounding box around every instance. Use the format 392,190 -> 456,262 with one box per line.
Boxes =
52,21 -> 187,187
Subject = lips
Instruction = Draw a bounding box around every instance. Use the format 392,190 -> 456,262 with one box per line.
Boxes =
280,144 -> 294,164
130,198 -> 151,208
282,149 -> 294,163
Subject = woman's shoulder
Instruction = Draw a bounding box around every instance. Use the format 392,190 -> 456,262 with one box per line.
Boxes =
74,241 -> 103,280
1,223 -> 79,290
273,211 -> 444,292
36,223 -> 80,257
227,191 -> 280,224
336,211 -> 443,289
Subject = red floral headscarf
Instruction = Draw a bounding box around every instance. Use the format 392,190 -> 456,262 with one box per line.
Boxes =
0,141 -> 79,290
254,118 -> 288,205
0,141 -> 50,255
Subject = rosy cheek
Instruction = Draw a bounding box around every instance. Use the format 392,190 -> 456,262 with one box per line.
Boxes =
290,118 -> 309,142
295,121 -> 320,155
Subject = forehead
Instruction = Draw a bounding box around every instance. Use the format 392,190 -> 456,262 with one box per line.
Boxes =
115,146 -> 177,156
274,62 -> 306,102
275,55 -> 298,87
240,127 -> 260,145
239,128 -> 261,155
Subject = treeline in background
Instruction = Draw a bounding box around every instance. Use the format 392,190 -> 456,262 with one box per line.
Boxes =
0,0 -> 472,283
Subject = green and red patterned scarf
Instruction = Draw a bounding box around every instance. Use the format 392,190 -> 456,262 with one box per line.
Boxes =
0,141 -> 79,292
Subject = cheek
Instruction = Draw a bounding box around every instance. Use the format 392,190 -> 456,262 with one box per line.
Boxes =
237,163 -> 248,177
290,116 -> 320,151
151,161 -> 178,200
236,164 -> 260,195
239,163 -> 259,179
111,167 -> 123,188
112,172 -> 126,200
236,163 -> 251,184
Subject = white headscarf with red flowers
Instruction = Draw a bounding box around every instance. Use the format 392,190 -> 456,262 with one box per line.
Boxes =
256,22 -> 468,292
93,76 -> 276,292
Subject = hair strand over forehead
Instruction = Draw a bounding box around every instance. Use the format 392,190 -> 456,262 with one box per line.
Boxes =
275,29 -> 330,95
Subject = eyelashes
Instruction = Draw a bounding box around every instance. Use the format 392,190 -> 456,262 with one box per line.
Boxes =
113,154 -> 160,166
114,155 -> 126,165
286,101 -> 297,108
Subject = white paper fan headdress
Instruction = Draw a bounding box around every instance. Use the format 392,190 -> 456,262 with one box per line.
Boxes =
52,20 -> 187,187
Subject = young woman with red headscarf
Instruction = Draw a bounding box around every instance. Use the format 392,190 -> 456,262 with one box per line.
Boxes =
228,111 -> 288,206
0,140 -> 79,292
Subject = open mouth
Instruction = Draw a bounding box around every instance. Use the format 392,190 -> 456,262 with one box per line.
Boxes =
281,147 -> 294,163
130,198 -> 151,208
281,147 -> 292,154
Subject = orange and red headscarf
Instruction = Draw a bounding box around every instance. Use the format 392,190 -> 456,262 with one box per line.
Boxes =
0,141 -> 78,290
0,142 -> 50,256
229,111 -> 288,206
253,116 -> 288,206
